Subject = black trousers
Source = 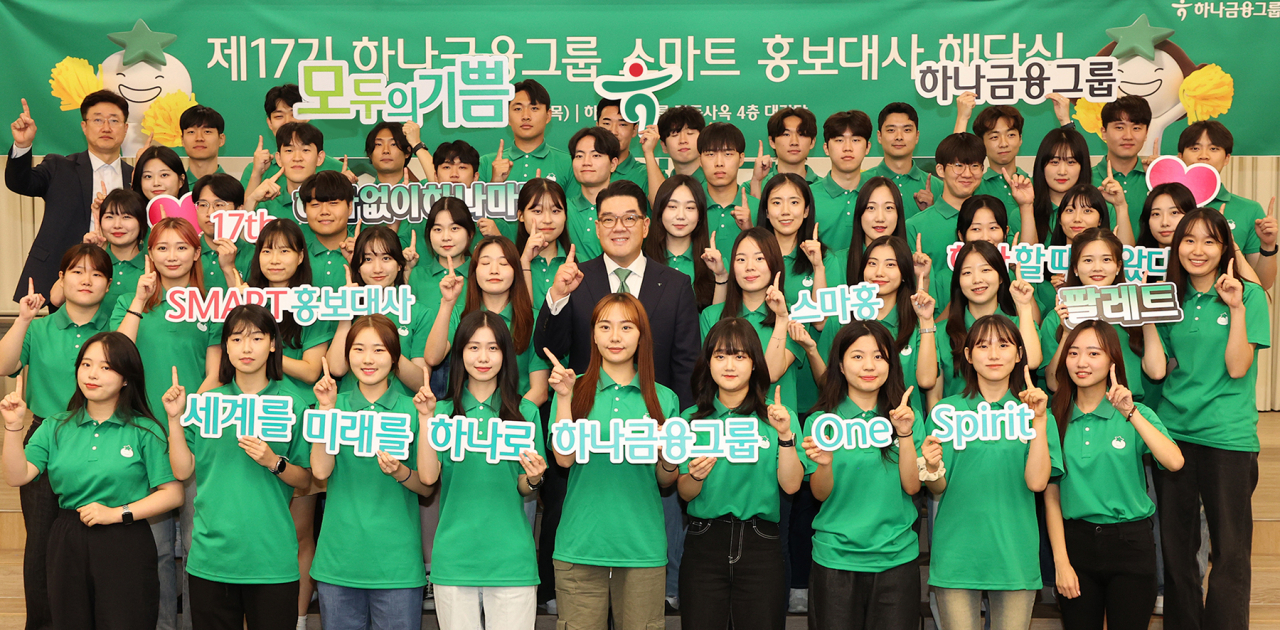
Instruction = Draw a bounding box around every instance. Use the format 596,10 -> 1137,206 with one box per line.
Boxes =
536,401 -> 568,604
1155,442 -> 1258,630
1056,518 -> 1157,630
21,416 -> 57,630
187,574 -> 299,630
808,558 -> 919,630
47,509 -> 158,630
678,515 -> 787,630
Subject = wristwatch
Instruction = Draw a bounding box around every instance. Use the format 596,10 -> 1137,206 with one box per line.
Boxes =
270,456 -> 289,475
777,436 -> 796,448
410,142 -> 427,155
121,504 -> 134,525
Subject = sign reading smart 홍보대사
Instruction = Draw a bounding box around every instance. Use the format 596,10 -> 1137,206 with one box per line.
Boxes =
4,0 -> 1273,161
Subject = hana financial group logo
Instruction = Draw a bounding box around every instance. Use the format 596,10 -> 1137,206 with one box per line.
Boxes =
593,60 -> 683,130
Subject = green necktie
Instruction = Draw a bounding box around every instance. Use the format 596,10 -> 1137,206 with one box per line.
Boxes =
614,268 -> 633,294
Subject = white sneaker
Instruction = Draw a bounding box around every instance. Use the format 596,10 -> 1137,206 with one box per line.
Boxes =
295,616 -> 307,630
543,598 -> 557,615
666,595 -> 680,610
1154,595 -> 1164,615
787,588 -> 808,614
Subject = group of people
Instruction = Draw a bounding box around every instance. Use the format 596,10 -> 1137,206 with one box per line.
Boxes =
0,76 -> 1274,630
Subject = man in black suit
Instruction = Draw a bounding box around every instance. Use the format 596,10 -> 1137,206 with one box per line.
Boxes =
535,179 -> 700,408
7,90 -> 132,303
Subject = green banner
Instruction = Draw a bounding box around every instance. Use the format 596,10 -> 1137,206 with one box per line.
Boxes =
2,0 -> 1276,160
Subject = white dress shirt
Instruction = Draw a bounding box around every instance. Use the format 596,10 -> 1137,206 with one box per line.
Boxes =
546,254 -> 648,315
10,145 -> 123,231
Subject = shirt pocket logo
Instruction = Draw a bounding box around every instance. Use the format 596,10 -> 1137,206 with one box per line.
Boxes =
120,445 -> 134,458
901,344 -> 913,356
1111,436 -> 1126,450
1227,219 -> 1237,230
802,276 -> 814,287
1217,313 -> 1229,326
197,322 -> 208,332
398,326 -> 409,337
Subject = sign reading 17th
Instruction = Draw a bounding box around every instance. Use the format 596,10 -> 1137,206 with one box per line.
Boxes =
294,55 -> 514,127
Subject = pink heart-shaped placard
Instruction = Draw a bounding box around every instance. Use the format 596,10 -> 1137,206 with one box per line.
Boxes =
146,193 -> 200,230
1146,156 -> 1221,207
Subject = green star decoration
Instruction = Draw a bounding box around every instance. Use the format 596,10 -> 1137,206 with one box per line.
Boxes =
107,19 -> 177,67
1106,15 -> 1175,61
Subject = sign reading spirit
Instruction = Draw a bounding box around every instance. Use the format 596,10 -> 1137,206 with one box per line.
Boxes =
548,418 -> 769,465
929,401 -> 1038,450
164,285 -> 415,325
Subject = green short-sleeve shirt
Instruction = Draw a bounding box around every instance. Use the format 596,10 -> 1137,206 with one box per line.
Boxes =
310,388 -> 426,589
1156,282 -> 1271,451
1090,159 -> 1147,231
699,302 -> 806,411
565,189 -> 602,262
301,225 -> 353,291
105,248 -> 146,307
110,293 -> 222,418
1038,311 -> 1157,402
282,320 -> 335,406
677,399 -> 804,522
185,380 -> 313,584
612,155 -> 649,196
706,187 -> 760,256
527,247 -> 567,314
1210,186 -> 1265,255
927,392 -> 1064,590
905,199 -> 962,292
807,398 -> 924,572
813,173 -> 862,249
1055,401 -> 1170,524
446,302 -> 549,395
430,394 -> 544,587
198,237 -> 255,292
478,141 -> 575,240
25,409 -> 174,510
552,373 -> 680,567
16,305 -> 114,419
865,161 -> 942,220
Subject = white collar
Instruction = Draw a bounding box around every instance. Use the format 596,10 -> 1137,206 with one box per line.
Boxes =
604,254 -> 648,279
88,151 -> 122,173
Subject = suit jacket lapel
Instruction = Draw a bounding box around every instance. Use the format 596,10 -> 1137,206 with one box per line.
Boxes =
636,257 -> 660,304
75,152 -> 94,220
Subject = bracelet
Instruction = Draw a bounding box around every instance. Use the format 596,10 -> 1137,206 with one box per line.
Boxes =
1125,406 -> 1137,422
526,475 -> 544,490
660,463 -> 679,473
715,279 -> 728,285
919,326 -> 936,334
4,424 -> 24,432
522,267 -> 532,271
398,468 -> 413,484
777,437 -> 795,448
895,430 -> 913,439
691,473 -> 706,482
917,456 -> 946,482
126,309 -> 143,319
1261,245 -> 1278,257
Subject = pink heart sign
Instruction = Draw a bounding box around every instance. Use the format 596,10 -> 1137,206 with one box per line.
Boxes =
146,193 -> 200,230
1146,156 -> 1221,207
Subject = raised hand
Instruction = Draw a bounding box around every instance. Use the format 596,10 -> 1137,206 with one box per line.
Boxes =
1018,365 -> 1048,417
340,218 -> 361,262
889,386 -> 915,436
731,188 -> 753,230
1256,197 -> 1278,250
910,290 -> 935,322
249,169 -> 285,204
252,135 -> 273,177
491,139 -> 512,182
766,385 -> 792,436
521,230 -> 547,265
548,244 -> 583,302
687,456 -> 716,481
921,435 -> 944,472
0,372 -> 27,429
913,174 -> 934,211
763,272 -> 789,319
912,233 -> 932,290
701,231 -> 727,281
1046,93 -> 1072,126
403,121 -> 422,147
413,364 -> 437,416
212,238 -> 239,271
752,140 -> 773,182
314,357 -> 338,410
1055,298 -> 1075,330
639,124 -> 660,156
340,156 -> 359,184
1098,159 -> 1126,209
1010,262 -> 1035,307
1215,258 -> 1243,309
17,278 -> 45,321
787,320 -> 816,352
161,366 -> 187,419
1105,364 -> 1134,417
955,91 -> 976,125
799,222 -> 824,266
134,131 -> 157,163
1003,167 -> 1034,207
801,436 -> 832,466
545,348 -> 576,397
90,180 -> 108,232
135,256 -> 158,298
402,231 -> 420,272
439,253 -> 465,304
11,98 -> 35,148
476,218 -> 501,238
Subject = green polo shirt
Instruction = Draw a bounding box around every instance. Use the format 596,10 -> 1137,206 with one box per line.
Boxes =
407,256 -> 470,336
927,392 -> 1064,590
807,398 -> 924,572
26,409 -> 174,510
669,166 -> 707,186
612,154 -> 649,195
430,393 -> 544,587
185,379 -> 312,584
15,305 -> 114,419
1210,186 -> 1265,255
239,155 -> 343,193
677,399 -> 804,522
283,320 -> 335,407
1091,159 -> 1147,230
749,164 -> 819,198
258,193 -> 300,223
780,249 -> 839,414
186,164 -> 226,186
813,173 -> 862,249
663,247 -> 696,288
906,198 -> 963,302
1055,400 -> 1170,524
865,160 -> 942,220
479,140 -> 574,240
106,248 -> 146,307
705,187 -> 760,256
310,388 -> 426,589
565,188 -> 603,262
198,236 -> 254,292
1039,311 -> 1159,403
699,302 -> 806,411
300,225 -> 352,291
110,293 -> 223,419
1157,282 -> 1270,451
552,372 -> 680,567
527,246 -> 567,314
446,302 -> 549,395
974,166 -> 1030,237
816,306 -> 932,416
937,308 -> 1024,399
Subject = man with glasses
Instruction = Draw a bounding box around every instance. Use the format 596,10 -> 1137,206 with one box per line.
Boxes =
7,89 -> 133,304
905,132 -> 987,299
192,173 -> 255,290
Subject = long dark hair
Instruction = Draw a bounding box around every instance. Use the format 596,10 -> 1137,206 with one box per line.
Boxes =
1031,128 -> 1092,243
1165,208 -> 1249,305
845,176 -> 906,282
1050,320 -> 1127,447
463,236 -> 533,354
446,310 -> 524,422
515,177 -> 571,260
810,320 -> 905,461
645,174 -> 715,309
1137,182 -> 1195,249
1049,184 -> 1110,247
218,304 -> 285,385
959,314 -> 1029,399
756,173 -> 823,278
571,294 -> 666,423
956,195 -> 1008,243
690,318 -> 770,421
352,226 -> 407,287
722,227 -> 785,327
945,241 -> 1016,379
855,235 -> 918,352
62,332 -> 165,442
132,146 -> 190,199
1057,227 -> 1144,355
248,219 -> 311,350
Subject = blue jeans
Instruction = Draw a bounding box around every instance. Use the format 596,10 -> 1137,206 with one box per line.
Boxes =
662,490 -> 684,599
151,511 -> 178,630
315,581 -> 422,630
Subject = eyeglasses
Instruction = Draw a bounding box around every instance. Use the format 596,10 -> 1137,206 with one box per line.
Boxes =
196,201 -> 236,211
597,214 -> 643,229
946,162 -> 984,174
85,117 -> 124,129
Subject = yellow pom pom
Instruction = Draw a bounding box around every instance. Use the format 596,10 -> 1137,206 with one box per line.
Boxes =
48,57 -> 103,111
1072,99 -> 1105,138
1180,64 -> 1233,123
141,91 -> 198,147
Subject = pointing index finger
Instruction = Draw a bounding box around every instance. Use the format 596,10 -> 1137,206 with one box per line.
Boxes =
565,244 -> 576,265
1023,364 -> 1033,389
171,365 -> 179,388
774,385 -> 782,404
21,98 -> 29,116
740,187 -> 748,207
543,347 -> 563,369
27,277 -> 34,297
1107,158 -> 1113,180
267,168 -> 285,183
1109,364 -> 1117,389
1227,258 -> 1234,279
915,233 -> 923,254
409,230 -> 416,249
321,357 -> 331,379
901,385 -> 914,407
497,139 -> 504,157
773,272 -> 781,289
